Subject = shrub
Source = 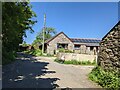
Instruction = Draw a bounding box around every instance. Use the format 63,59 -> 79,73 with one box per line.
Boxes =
89,66 -> 120,89
32,49 -> 42,56
64,50 -> 73,53
54,58 -> 61,63
58,48 -> 65,52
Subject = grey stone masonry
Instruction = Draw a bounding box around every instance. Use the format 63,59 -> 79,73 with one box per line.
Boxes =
46,32 -> 74,55
45,32 -> 100,55
97,21 -> 120,72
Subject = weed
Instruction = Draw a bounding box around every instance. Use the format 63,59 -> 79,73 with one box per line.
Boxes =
89,66 -> 120,89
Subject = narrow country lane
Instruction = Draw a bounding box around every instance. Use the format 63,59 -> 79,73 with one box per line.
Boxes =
2,52 -> 101,89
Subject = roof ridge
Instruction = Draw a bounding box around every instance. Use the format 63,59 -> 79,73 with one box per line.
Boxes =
45,31 -> 72,43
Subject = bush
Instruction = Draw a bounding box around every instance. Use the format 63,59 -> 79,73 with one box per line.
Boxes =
31,49 -> 42,56
59,48 -> 65,52
54,58 -> 61,63
64,50 -> 73,53
89,66 -> 120,89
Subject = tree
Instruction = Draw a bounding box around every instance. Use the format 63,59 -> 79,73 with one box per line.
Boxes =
32,27 -> 57,47
44,27 -> 57,40
2,2 -> 37,64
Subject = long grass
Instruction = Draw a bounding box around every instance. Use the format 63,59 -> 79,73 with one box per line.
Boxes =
54,58 -> 96,65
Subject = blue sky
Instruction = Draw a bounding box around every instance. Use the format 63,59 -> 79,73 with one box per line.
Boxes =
24,2 -> 119,44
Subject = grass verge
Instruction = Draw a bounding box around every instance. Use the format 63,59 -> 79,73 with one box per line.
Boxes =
23,49 -> 55,57
54,58 -> 96,65
24,49 -> 42,56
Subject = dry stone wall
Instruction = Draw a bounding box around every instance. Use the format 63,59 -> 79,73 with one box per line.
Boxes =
97,21 -> 120,72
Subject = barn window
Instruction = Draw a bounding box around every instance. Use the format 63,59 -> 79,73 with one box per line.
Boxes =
90,46 -> 94,51
57,43 -> 68,49
74,44 -> 80,49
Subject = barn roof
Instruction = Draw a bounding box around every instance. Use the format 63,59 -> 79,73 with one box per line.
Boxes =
44,32 -> 101,46
71,38 -> 101,43
45,32 -> 72,44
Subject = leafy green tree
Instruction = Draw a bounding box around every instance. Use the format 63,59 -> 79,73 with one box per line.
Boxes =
44,27 -> 57,40
2,2 -> 37,64
32,27 -> 57,47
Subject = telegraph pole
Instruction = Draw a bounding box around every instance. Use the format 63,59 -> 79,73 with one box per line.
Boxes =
42,14 -> 46,54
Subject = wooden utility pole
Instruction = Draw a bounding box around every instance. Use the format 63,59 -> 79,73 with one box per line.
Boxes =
42,14 -> 46,54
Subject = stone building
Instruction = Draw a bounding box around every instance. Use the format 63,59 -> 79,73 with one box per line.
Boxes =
19,44 -> 34,51
44,32 -> 101,55
97,21 -> 120,72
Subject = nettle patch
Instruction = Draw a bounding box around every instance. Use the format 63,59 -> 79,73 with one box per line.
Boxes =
89,66 -> 120,89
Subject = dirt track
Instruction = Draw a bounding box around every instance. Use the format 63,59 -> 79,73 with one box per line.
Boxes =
2,52 -> 101,89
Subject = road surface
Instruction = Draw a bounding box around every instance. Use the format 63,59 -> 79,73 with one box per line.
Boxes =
2,52 -> 101,89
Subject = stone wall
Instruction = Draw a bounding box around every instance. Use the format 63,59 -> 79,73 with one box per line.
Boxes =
47,33 -> 74,55
57,52 -> 97,63
74,46 -> 98,55
97,21 -> 120,72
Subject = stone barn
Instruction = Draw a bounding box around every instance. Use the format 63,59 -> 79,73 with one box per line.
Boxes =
44,32 -> 74,55
97,21 -> 120,72
44,32 -> 101,55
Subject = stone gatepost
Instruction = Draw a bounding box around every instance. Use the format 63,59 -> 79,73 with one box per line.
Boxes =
80,45 -> 86,54
86,47 -> 90,55
93,47 -> 97,55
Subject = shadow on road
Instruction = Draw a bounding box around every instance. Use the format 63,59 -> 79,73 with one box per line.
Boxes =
2,52 -> 60,89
